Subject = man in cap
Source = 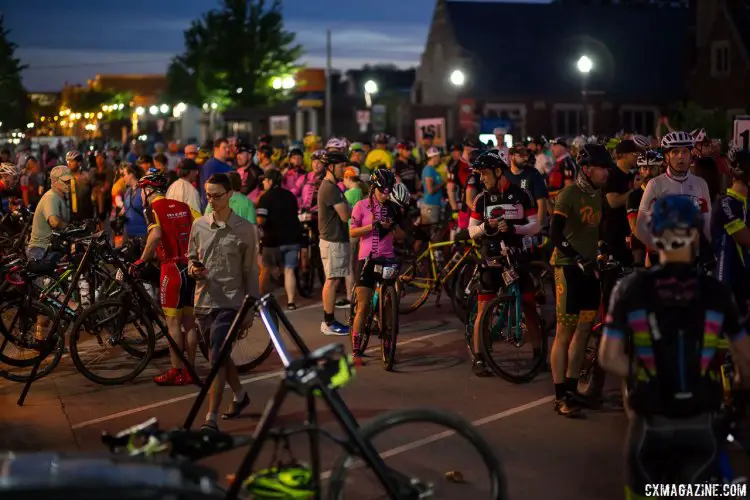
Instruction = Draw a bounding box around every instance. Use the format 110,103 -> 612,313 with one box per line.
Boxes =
547,138 -> 578,203
27,165 -> 72,262
413,131 -> 434,167
602,139 -> 638,268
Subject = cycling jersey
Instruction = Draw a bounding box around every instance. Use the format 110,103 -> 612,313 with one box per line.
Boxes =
392,158 -> 419,194
144,196 -> 199,264
282,167 -> 305,199
547,154 -> 577,199
447,158 -> 479,229
711,189 -> 750,299
350,197 -> 402,261
300,172 -> 322,212
550,183 -> 602,265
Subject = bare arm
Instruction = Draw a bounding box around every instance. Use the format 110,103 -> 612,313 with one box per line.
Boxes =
140,226 -> 162,261
605,191 -> 630,209
350,224 -> 373,239
47,215 -> 67,229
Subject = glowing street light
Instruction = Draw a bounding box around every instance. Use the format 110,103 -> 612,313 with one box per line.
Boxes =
118,103 -> 124,110
97,112 -> 103,119
236,87 -> 243,94
135,107 -> 145,116
281,76 -> 295,90
577,55 -> 593,74
210,102 -> 218,110
450,69 -> 466,86
272,77 -> 282,90
159,104 -> 169,114
364,80 -> 378,95
149,105 -> 159,115
26,122 -> 34,129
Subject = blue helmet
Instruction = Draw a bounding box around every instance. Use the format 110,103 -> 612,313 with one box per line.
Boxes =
649,195 -> 703,237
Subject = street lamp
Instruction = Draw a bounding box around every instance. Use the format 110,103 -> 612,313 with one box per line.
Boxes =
159,104 -> 169,114
149,105 -> 159,115
282,76 -> 295,90
364,80 -> 378,108
236,87 -> 243,94
576,55 -> 593,74
576,55 -> 593,134
135,107 -> 145,116
450,69 -> 465,87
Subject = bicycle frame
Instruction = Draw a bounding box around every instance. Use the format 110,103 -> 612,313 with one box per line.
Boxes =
184,294 -> 403,500
410,240 -> 479,291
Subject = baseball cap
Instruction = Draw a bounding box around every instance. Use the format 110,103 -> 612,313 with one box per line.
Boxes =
50,165 -> 72,182
426,147 -> 441,158
551,137 -> 568,148
184,144 -> 199,155
615,139 -> 639,155
344,166 -> 360,179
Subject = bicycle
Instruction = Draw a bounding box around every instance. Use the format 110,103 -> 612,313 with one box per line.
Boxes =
397,238 -> 481,315
468,242 -> 548,383
297,210 -> 325,299
346,256 -> 401,370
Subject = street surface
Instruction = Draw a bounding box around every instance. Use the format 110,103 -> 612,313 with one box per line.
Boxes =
1,294 -> 636,499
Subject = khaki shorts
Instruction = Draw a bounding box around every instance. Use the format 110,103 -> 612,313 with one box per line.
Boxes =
420,204 -> 441,225
320,239 -> 350,279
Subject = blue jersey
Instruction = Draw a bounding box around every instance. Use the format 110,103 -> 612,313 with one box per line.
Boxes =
711,189 -> 750,288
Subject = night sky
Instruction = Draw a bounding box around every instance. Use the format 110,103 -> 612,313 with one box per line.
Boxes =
4,0 -> 549,91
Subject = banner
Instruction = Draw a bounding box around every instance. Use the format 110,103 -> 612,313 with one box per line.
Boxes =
415,118 -> 446,146
269,115 -> 290,136
733,116 -> 750,150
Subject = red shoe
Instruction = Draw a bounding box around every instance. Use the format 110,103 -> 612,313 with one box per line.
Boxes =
154,367 -> 184,386
181,368 -> 196,386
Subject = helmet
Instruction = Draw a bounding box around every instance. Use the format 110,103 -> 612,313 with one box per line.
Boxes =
374,133 -> 388,144
637,150 -> 664,168
649,195 -> 703,250
572,135 -> 588,150
325,137 -> 347,151
690,128 -> 708,144
0,162 -> 18,177
370,168 -> 396,193
65,150 -> 82,162
661,131 -> 694,151
137,172 -> 168,192
319,150 -> 347,166
264,168 -> 283,187
577,144 -> 613,168
468,149 -> 485,165
632,134 -> 651,150
472,149 -> 509,171
311,149 -> 326,161
463,135 -> 481,149
390,182 -> 411,208
242,465 -> 313,499
727,146 -> 750,180
287,147 -> 303,158
349,142 -> 364,153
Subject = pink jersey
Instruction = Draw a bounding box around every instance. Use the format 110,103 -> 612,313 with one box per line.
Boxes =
300,171 -> 319,211
283,167 -> 305,198
350,197 -> 401,261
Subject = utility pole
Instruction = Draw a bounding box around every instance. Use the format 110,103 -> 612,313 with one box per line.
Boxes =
325,29 -> 332,138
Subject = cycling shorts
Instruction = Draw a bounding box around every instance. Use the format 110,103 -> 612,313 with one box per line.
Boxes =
625,413 -> 720,499
356,258 -> 399,289
554,265 -> 599,326
160,262 -> 194,318
478,264 -> 535,304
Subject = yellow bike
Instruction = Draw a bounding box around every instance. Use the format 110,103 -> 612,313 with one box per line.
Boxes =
397,239 -> 482,315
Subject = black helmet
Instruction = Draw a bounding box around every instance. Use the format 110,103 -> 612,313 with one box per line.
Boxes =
264,168 -> 283,187
320,150 -> 347,166
370,167 -> 396,193
472,149 -> 509,172
288,147 -> 303,158
728,146 -> 750,181
468,149 -> 485,164
577,144 -> 613,168
137,172 -> 169,192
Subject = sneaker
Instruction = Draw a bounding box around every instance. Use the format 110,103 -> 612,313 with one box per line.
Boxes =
181,368 -> 196,386
154,367 -> 184,386
335,299 -> 351,309
554,395 -> 583,417
321,320 -> 349,336
472,359 -> 493,377
201,420 -> 219,433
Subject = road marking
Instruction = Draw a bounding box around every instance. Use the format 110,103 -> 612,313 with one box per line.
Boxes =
71,328 -> 457,430
320,395 -> 555,480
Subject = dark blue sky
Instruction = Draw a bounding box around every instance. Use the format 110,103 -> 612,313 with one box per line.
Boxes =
3,0 -> 549,91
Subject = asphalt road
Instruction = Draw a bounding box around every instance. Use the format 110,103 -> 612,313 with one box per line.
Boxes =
1,293 -> 637,499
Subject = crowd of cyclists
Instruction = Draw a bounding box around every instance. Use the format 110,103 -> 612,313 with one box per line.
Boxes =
2,124 -> 750,496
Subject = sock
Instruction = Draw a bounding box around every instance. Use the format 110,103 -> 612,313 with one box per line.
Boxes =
554,383 -> 567,399
206,411 -> 217,423
233,389 -> 247,403
324,312 -> 335,325
352,332 -> 361,355
565,377 -> 578,394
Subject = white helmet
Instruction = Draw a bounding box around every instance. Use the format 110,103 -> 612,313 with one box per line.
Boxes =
661,131 -> 695,151
325,137 -> 347,151
572,135 -> 588,150
390,182 -> 411,208
690,128 -> 708,144
65,150 -> 82,162
0,162 -> 18,177
632,134 -> 651,150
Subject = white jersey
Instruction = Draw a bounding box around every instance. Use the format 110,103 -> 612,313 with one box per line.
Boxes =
635,170 -> 712,248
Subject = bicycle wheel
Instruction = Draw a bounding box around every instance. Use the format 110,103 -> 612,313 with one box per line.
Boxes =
479,295 -> 546,383
0,301 -> 65,382
379,285 -> 399,371
69,298 -> 154,385
578,330 -> 606,397
452,261 -> 477,323
233,319 -> 275,373
327,408 -> 508,500
396,256 -> 432,315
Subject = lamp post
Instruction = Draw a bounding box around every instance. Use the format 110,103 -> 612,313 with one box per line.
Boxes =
450,69 -> 465,87
364,80 -> 378,109
576,55 -> 593,134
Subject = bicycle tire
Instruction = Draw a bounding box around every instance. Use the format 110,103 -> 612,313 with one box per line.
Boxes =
69,298 -> 154,385
578,332 -> 606,398
379,285 -> 399,371
326,408 -> 508,500
451,260 -> 476,323
464,287 -> 479,360
397,257 -> 431,315
0,302 -> 65,382
479,295 -> 546,383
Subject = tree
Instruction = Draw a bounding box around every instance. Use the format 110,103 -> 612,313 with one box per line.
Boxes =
666,101 -> 730,142
165,0 -> 302,110
0,15 -> 29,129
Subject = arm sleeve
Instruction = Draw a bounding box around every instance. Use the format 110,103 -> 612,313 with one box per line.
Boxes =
625,190 -> 640,222
469,216 -> 485,239
603,276 -> 634,341
550,212 -> 580,260
636,178 -> 657,248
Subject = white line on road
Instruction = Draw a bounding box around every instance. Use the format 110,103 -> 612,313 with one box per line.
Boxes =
320,395 -> 555,480
71,328 -> 458,430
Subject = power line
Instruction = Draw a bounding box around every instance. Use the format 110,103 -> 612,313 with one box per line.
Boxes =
23,58 -> 174,71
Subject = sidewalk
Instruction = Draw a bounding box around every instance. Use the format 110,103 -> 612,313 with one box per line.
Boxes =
0,377 -> 80,452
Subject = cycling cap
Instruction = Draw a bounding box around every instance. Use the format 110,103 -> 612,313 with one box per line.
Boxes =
390,182 -> 411,208
426,147 -> 441,158
661,131 -> 694,151
577,143 -> 613,168
637,150 -> 664,168
137,172 -> 169,192
370,167 -> 396,193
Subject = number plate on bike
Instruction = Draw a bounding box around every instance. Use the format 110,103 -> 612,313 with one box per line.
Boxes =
298,213 -> 312,222
502,268 -> 519,286
374,265 -> 398,280
115,268 -> 125,282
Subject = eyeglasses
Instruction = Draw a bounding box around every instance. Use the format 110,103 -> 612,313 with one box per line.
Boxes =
206,191 -> 228,200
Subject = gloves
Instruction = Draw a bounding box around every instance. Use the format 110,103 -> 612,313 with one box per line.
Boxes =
575,256 -> 595,277
128,258 -> 146,278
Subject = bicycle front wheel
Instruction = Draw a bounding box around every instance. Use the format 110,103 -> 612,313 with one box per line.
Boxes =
327,408 -> 508,500
379,285 -> 399,371
479,295 -> 546,383
69,299 -> 154,385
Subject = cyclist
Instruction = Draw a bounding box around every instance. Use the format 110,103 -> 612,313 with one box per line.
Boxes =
712,146 -> 750,317
547,138 -> 577,203
691,128 -> 721,202
635,131 -> 712,267
349,168 -> 405,366
282,148 -> 306,199
468,150 -> 542,376
447,136 -> 481,240
130,172 -> 200,386
599,195 -> 750,498
626,150 -> 663,265
549,143 -> 610,416
0,162 -> 20,214
26,166 -> 72,262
